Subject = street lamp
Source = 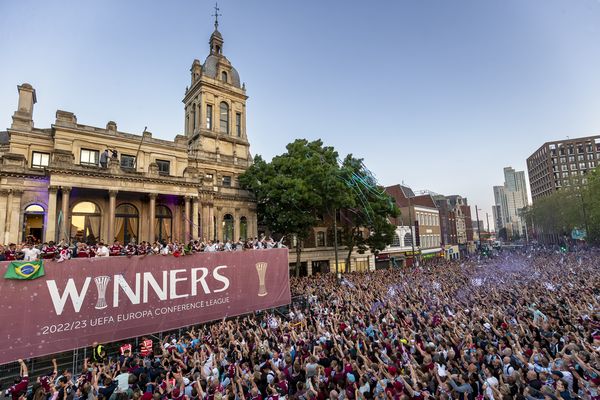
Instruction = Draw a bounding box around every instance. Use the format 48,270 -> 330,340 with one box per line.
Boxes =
475,206 -> 482,250
407,191 -> 419,267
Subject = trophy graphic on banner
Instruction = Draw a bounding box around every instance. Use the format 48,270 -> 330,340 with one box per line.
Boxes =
94,276 -> 111,309
255,262 -> 268,297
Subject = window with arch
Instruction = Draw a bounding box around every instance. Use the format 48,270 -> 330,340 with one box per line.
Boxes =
23,204 -> 45,242
155,205 -> 172,242
219,101 -> 229,134
115,203 -> 139,244
222,214 -> 234,242
403,232 -> 413,247
71,202 -> 101,244
239,216 -> 248,240
221,71 -> 228,83
391,233 -> 401,247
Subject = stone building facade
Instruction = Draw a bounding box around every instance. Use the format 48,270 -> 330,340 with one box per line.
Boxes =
0,25 -> 257,245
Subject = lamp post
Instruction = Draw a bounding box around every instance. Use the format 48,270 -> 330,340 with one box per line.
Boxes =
334,207 -> 341,280
407,192 -> 420,267
475,206 -> 482,251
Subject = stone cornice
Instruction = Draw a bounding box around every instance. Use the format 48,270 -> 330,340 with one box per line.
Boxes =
0,169 -> 48,180
51,124 -> 187,150
45,166 -> 200,187
192,129 -> 250,147
184,76 -> 248,103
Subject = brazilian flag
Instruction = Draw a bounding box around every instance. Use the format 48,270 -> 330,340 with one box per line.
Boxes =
4,260 -> 45,280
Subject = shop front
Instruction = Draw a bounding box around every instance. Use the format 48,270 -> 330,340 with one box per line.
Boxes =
421,248 -> 443,263
444,245 -> 460,260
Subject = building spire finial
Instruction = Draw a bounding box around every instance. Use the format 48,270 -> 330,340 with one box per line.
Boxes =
212,2 -> 221,30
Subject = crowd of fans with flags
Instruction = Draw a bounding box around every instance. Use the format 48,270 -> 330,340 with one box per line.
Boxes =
4,247 -> 600,400
0,236 -> 286,262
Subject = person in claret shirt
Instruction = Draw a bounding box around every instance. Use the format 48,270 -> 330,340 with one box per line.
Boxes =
125,242 -> 137,257
40,241 -> 56,259
137,242 -> 147,256
76,242 -> 89,257
37,358 -> 58,395
4,243 -> 17,261
5,359 -> 28,400
110,240 -> 123,256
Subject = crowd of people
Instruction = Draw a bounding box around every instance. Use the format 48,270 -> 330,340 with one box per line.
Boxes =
0,236 -> 286,262
4,248 -> 600,400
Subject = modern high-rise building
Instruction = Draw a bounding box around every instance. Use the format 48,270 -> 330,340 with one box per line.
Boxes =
493,186 -> 507,230
493,167 -> 529,238
527,135 -> 600,202
492,205 -> 502,233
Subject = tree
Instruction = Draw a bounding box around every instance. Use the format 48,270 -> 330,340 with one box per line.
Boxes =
526,175 -> 591,243
239,139 -> 348,276
583,166 -> 600,243
337,155 -> 399,271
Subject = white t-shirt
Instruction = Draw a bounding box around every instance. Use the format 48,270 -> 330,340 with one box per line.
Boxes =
22,247 -> 41,261
116,372 -> 130,391
96,246 -> 109,257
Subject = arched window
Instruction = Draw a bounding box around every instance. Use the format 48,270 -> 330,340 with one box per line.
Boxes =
155,205 -> 172,242
239,216 -> 248,240
71,202 -> 101,244
391,233 -> 401,247
403,232 -> 413,247
115,203 -> 139,244
221,71 -> 228,83
23,204 -> 45,242
222,214 -> 234,242
219,101 -> 229,134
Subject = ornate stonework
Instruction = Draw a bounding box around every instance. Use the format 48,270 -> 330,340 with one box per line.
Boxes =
0,25 -> 256,245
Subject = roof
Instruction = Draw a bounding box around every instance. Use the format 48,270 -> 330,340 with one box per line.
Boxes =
385,184 -> 416,207
203,55 -> 241,88
0,131 -> 8,145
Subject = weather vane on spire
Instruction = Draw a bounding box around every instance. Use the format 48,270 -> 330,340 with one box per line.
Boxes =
212,2 -> 222,30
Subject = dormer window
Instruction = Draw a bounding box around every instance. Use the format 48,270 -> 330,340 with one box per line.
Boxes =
221,71 -> 228,83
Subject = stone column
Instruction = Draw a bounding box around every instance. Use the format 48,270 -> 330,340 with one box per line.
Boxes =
148,193 -> 157,243
201,203 -> 208,240
7,190 -> 23,244
107,190 -> 118,243
192,197 -> 200,240
46,186 -> 59,242
208,205 -> 215,241
253,213 -> 258,238
60,187 -> 71,243
215,208 -> 222,243
0,189 -> 9,242
234,208 -> 240,241
184,196 -> 191,242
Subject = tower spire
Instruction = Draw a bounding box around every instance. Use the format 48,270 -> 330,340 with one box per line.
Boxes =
212,2 -> 222,30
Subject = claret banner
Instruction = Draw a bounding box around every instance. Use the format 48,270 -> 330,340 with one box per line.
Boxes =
0,249 -> 290,365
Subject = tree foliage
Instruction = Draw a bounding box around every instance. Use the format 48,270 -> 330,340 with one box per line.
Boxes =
239,139 -> 399,275
584,166 -> 600,243
524,168 -> 600,243
337,155 -> 399,270
239,139 -> 349,276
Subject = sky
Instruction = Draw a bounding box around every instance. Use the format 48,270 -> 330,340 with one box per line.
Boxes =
2,0 -> 600,231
